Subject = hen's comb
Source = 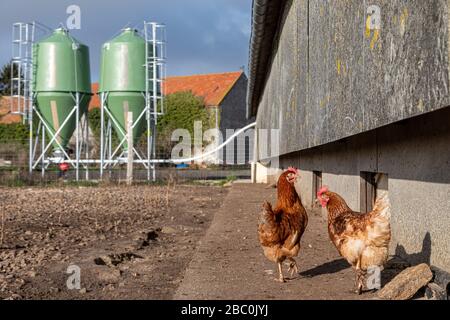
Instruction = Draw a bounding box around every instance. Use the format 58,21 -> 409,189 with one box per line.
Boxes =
317,186 -> 329,197
287,167 -> 299,174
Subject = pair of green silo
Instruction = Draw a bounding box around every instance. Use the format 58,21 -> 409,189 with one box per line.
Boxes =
33,28 -> 153,155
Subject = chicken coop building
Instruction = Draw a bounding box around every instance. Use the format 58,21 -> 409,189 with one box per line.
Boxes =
248,0 -> 450,281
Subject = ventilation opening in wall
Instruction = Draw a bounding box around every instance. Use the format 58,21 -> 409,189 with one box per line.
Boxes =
312,171 -> 322,207
360,172 -> 376,212
446,283 -> 450,300
360,172 -> 389,212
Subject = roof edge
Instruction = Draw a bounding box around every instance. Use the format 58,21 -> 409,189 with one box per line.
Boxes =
167,71 -> 243,79
246,0 -> 288,119
214,72 -> 246,106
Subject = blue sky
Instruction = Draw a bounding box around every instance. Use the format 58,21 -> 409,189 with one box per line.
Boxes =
0,0 -> 252,81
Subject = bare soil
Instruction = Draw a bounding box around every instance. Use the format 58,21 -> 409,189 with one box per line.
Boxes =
0,184 -> 228,300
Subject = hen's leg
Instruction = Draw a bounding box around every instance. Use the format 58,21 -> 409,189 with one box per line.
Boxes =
354,271 -> 359,293
355,259 -> 363,295
287,258 -> 299,276
276,262 -> 286,283
357,269 -> 367,295
353,271 -> 363,294
354,257 -> 368,295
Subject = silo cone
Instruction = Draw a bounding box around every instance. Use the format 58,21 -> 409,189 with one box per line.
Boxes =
99,28 -> 152,151
33,28 -> 92,153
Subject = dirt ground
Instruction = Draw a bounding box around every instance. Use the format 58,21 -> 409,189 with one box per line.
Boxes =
0,182 -> 411,300
0,184 -> 228,300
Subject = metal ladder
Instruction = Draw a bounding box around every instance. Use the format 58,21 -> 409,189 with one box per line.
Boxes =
144,22 -> 167,123
11,22 -> 36,122
143,22 -> 167,180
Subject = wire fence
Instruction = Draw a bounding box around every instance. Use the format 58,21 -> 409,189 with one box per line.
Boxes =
0,139 -> 29,168
0,138 -> 252,185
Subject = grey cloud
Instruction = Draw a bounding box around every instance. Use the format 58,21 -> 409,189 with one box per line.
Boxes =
0,0 -> 252,80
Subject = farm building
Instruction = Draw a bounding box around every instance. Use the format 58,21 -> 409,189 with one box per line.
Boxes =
164,71 -> 250,137
90,71 -> 249,132
248,0 -> 450,281
164,71 -> 254,164
91,71 -> 253,164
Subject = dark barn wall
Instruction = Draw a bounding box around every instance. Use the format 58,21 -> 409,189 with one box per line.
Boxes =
219,74 -> 254,164
220,74 -> 251,132
256,0 -> 450,160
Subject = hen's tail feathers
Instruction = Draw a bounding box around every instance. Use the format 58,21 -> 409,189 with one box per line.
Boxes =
372,190 -> 391,220
287,231 -> 299,250
259,201 -> 276,226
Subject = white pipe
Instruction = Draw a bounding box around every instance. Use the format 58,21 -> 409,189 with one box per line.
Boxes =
170,122 -> 257,164
42,122 -> 257,165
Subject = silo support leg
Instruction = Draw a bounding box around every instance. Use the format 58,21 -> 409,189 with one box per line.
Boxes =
100,93 -> 105,179
126,112 -> 134,186
75,93 -> 80,181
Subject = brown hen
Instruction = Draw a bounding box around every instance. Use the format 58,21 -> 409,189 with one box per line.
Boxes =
258,168 -> 308,282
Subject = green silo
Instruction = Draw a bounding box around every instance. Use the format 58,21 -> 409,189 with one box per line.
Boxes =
33,28 -> 92,152
99,28 -> 153,151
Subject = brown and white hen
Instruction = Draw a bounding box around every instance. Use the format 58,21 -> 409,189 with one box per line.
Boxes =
317,185 -> 391,294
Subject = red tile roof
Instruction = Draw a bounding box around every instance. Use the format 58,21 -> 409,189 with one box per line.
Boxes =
0,97 -> 23,124
89,71 -> 243,109
163,71 -> 243,107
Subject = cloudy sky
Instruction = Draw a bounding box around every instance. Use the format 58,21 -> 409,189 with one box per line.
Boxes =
0,0 -> 252,81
